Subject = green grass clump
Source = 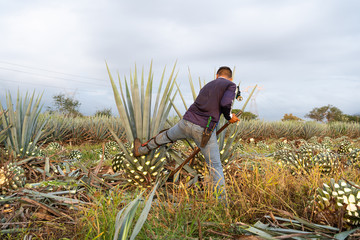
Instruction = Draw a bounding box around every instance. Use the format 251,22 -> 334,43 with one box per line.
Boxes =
136,183 -> 233,239
76,186 -> 141,239
134,156 -> 360,239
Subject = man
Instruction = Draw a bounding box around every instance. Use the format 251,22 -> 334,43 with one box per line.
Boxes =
133,66 -> 240,197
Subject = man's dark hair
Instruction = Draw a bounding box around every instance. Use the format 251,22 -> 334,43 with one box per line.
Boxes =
216,66 -> 232,78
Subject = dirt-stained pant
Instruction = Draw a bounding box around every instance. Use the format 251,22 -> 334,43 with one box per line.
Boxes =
138,119 -> 226,197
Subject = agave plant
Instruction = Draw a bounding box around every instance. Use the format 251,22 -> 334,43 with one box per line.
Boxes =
107,61 -> 177,186
41,113 -> 72,142
88,116 -> 122,142
0,90 -> 49,158
274,142 -> 341,175
348,148 -> 360,165
113,178 -> 161,240
0,162 -> 26,193
301,121 -> 326,140
315,179 -> 360,228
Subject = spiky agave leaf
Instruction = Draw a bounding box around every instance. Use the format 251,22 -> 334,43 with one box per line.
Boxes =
0,111 -> 11,144
301,122 -> 326,140
17,142 -> 42,157
51,160 -> 79,176
107,61 -> 177,143
219,139 -> 244,166
0,90 -> 49,158
0,128 -> 7,144
87,115 -> 113,141
42,113 -> 72,142
67,117 -> 91,144
113,179 -> 161,240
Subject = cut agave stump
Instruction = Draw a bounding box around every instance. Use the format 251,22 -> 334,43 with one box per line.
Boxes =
112,149 -> 167,187
315,179 -> 360,227
0,163 -> 26,193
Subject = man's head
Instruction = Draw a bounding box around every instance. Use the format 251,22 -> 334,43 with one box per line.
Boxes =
216,66 -> 233,81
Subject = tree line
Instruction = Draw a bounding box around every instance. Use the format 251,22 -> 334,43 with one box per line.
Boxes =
49,93 -> 359,123
47,93 -> 112,117
282,105 -> 359,123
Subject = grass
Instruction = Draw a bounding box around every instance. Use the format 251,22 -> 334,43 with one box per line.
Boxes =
133,166 -> 359,239
2,138 -> 360,239
75,185 -> 140,239
75,149 -> 360,239
135,183 -> 233,239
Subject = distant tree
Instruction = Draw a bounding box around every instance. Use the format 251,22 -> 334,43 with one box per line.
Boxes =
344,114 -> 360,123
326,105 -> 345,122
282,113 -> 303,121
94,108 -> 112,117
232,109 -> 241,115
232,110 -> 258,120
48,93 -> 82,117
305,105 -> 344,122
305,106 -> 328,122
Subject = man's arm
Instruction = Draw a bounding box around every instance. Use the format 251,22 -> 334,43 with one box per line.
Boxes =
220,84 -> 236,120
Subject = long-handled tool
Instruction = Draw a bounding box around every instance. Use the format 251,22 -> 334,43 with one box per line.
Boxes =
168,84 -> 258,179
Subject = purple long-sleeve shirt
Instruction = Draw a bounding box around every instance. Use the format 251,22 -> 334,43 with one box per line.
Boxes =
183,77 -> 236,128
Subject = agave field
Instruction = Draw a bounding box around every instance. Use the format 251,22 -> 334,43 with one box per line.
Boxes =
1,64 -> 360,239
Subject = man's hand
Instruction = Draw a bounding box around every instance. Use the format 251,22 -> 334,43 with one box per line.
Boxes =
229,113 -> 240,123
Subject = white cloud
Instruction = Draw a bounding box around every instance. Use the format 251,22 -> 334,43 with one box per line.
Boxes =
0,0 -> 359,119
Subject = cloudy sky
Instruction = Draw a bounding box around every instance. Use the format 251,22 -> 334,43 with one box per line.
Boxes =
0,0 -> 359,120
